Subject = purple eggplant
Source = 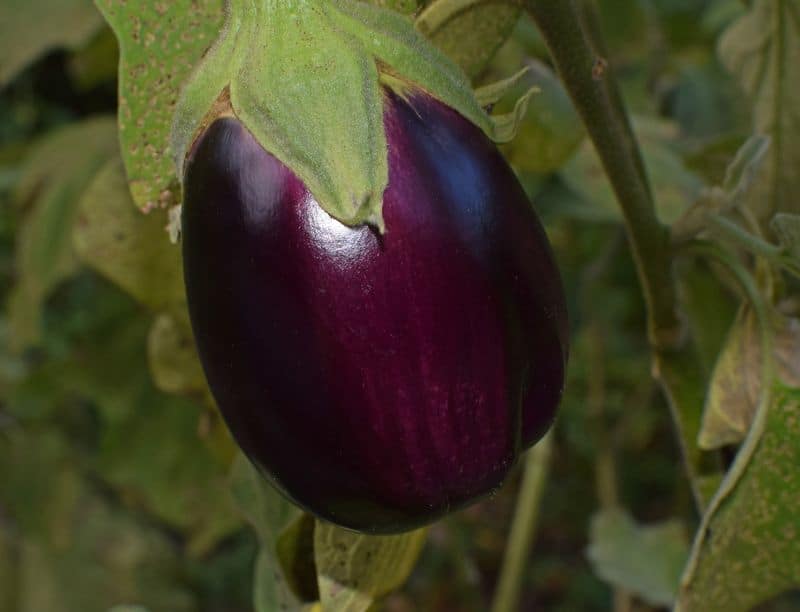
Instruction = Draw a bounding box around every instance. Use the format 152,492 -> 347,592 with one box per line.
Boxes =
181,89 -> 568,533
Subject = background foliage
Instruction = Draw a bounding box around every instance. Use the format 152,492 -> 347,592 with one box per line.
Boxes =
1,0 -> 799,610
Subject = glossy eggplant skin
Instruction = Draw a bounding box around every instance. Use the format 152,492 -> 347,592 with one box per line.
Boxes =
182,90 -> 568,533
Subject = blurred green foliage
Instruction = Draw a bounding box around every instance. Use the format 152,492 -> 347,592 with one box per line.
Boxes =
2,0 -> 800,611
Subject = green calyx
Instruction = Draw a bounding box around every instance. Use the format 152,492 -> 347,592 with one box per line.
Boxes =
171,0 -> 530,230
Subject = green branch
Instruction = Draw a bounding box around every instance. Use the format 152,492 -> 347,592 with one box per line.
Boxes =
524,0 -> 681,350
490,433 -> 554,612
523,0 -> 720,513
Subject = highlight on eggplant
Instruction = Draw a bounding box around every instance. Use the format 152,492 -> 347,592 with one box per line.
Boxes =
181,89 -> 568,534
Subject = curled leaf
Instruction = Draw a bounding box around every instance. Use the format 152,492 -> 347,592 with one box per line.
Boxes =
699,308 -> 800,449
315,522 -> 427,611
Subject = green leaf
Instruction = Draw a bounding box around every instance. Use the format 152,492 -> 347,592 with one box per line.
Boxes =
73,156 -> 185,312
699,309 -> 800,449
771,212 -> 800,261
9,283 -> 238,554
0,0 -> 103,86
586,508 -> 690,607
0,430 -> 194,612
230,455 -> 302,548
720,134 -> 771,203
672,135 -> 771,244
499,59 -> 585,175
364,0 -> 420,14
314,522 -> 427,611
276,514 -> 319,603
230,455 -> 308,610
147,312 -> 207,397
171,0 -> 499,230
561,117 -> 704,224
7,116 -> 118,351
473,66 -> 531,108
252,547 -> 303,612
684,134 -> 749,186
718,0 -> 800,226
95,0 -> 224,210
96,389 -> 240,556
416,0 -> 522,78
679,385 -> 800,611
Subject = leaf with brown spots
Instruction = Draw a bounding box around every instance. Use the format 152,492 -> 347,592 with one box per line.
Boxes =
679,384 -> 800,611
95,0 -> 224,211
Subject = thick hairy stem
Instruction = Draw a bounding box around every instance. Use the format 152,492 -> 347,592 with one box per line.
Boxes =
524,0 -> 681,350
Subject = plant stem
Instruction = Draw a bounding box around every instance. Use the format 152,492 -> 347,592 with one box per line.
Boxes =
524,0 -> 681,350
523,0 -> 720,519
490,433 -> 554,612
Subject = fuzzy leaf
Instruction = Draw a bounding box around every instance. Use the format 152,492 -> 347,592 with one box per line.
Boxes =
718,0 -> 800,225
7,117 -> 118,351
587,508 -> 689,607
328,0 -> 496,136
0,0 -> 103,86
679,385 -> 800,611
314,522 -> 427,611
172,0 -> 496,230
474,67 -> 531,107
73,156 -> 185,311
364,0 -> 420,13
95,0 -> 224,211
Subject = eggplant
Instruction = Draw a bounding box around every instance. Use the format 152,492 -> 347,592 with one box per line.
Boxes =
181,89 -> 568,533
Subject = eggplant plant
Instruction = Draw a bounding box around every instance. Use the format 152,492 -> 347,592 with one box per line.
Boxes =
3,0 -> 800,610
